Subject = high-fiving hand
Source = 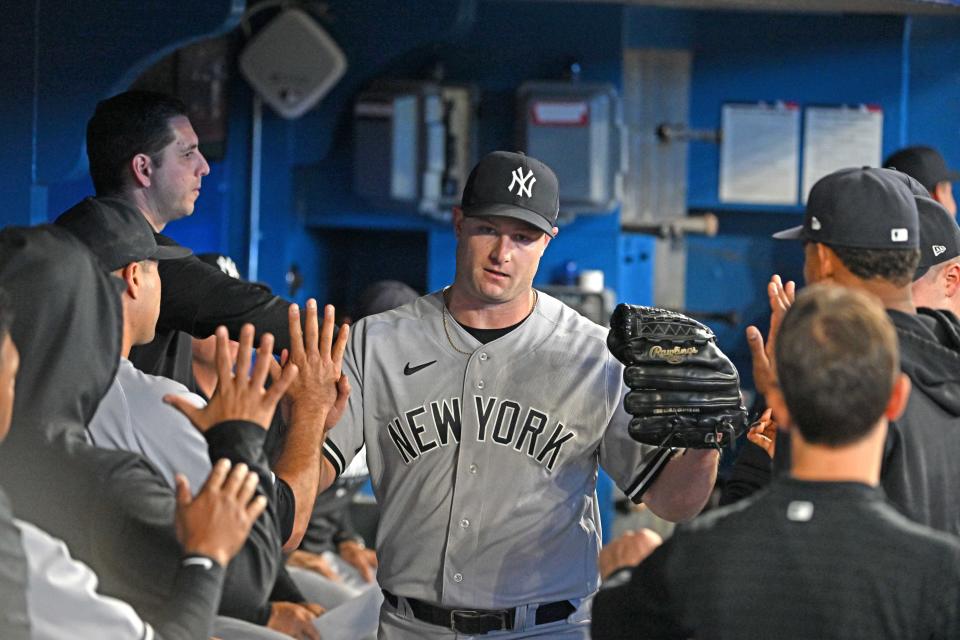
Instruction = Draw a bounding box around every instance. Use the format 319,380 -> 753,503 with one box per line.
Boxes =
164,325 -> 298,432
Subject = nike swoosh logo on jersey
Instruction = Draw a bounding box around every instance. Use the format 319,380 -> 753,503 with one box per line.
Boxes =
404,360 -> 437,375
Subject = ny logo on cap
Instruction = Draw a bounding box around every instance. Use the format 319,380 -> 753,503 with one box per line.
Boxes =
933,245 -> 947,257
508,167 -> 536,198
891,228 -> 908,242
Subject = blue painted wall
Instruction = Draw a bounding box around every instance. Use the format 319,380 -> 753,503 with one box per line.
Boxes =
4,1 -> 960,387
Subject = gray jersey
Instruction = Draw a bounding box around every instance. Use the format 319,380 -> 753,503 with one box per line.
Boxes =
18,519 -> 154,640
87,358 -> 210,493
323,291 -> 673,609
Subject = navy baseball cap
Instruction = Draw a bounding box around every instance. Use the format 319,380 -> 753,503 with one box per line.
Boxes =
56,196 -> 191,271
460,151 -> 560,236
914,196 -> 960,280
773,167 -> 919,250
884,146 -> 960,193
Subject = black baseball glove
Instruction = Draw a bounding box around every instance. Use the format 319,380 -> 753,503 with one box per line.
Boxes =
607,304 -> 748,449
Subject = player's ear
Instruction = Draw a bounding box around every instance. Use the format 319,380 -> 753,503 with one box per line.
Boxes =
943,262 -> 960,297
452,207 -> 464,238
131,153 -> 152,188
817,243 -> 838,281
885,373 -> 911,422
117,261 -> 142,299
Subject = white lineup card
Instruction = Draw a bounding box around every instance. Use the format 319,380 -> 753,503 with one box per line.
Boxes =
802,105 -> 883,202
719,102 -> 801,205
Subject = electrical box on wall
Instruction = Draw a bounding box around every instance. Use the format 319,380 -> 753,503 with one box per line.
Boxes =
239,8 -> 347,119
518,82 -> 624,215
353,82 -> 475,219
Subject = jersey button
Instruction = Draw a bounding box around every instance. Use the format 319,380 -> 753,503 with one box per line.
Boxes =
477,380 -> 485,389
453,573 -> 463,583
469,464 -> 478,474
460,518 -> 470,528
479,352 -> 488,361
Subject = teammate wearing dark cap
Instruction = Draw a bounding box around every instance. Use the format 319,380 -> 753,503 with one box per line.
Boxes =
62,90 -> 298,391
911,195 -> 960,316
750,166 -> 960,535
593,285 -> 960,640
884,145 -> 960,215
318,151 -> 719,638
57,200 -> 349,637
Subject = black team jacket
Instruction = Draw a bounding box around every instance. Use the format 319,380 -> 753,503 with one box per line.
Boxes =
0,226 -> 286,637
721,307 -> 960,537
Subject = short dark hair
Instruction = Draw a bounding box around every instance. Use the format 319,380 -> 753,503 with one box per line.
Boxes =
829,245 -> 921,288
86,91 -> 188,195
775,284 -> 898,446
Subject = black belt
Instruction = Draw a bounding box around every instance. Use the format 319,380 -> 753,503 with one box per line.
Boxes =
382,590 -> 575,635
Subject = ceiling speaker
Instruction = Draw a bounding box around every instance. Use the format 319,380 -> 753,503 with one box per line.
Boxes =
239,8 -> 347,119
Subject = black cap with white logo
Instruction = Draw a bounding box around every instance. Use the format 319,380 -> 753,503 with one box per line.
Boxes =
460,151 -> 560,236
914,196 -> 960,280
884,146 -> 960,193
56,196 -> 192,271
772,167 -> 919,250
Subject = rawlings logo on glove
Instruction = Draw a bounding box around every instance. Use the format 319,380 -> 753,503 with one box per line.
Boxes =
608,304 -> 748,449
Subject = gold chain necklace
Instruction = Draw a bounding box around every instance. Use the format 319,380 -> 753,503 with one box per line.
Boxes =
442,302 -> 473,355
441,289 -> 538,356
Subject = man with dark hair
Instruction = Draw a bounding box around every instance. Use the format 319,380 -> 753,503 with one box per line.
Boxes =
65,90 -> 296,390
86,91 -> 193,201
747,167 -> 960,535
592,285 -> 960,639
885,145 -> 959,215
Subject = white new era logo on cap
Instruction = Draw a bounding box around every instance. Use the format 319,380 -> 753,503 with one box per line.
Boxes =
891,228 -> 908,242
810,216 -> 822,231
933,245 -> 947,257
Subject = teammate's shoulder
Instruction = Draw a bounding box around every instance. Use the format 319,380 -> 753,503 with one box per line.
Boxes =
116,358 -> 195,399
868,498 -> 960,557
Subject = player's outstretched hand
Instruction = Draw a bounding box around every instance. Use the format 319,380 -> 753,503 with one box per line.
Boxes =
164,324 -> 299,432
746,274 -> 796,399
283,300 -> 349,431
174,459 -> 267,567
338,538 -> 378,583
598,529 -> 664,581
267,602 -> 324,640
746,408 -> 778,459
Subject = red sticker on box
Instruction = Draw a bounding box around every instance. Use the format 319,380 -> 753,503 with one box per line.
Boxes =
531,101 -> 589,126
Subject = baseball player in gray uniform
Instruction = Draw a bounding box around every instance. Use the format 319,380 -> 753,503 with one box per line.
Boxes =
318,151 -> 720,638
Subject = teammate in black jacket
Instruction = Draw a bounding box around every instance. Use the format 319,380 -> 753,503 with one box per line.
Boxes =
0,226 -> 344,631
593,285 -> 960,640
725,169 -> 960,536
70,90 -> 295,391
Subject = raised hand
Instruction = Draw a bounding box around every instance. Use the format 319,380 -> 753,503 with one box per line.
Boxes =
283,300 -> 350,428
174,459 -> 267,567
164,324 -> 298,432
746,274 -> 796,398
